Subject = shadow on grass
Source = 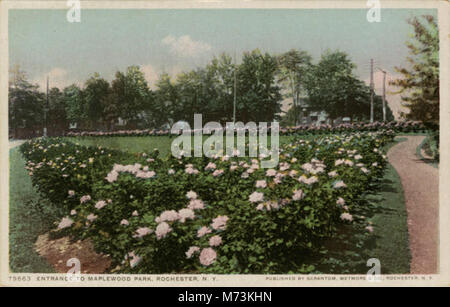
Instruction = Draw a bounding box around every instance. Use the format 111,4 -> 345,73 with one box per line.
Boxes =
311,162 -> 411,274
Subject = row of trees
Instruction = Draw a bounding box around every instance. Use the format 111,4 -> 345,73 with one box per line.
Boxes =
9,15 -> 438,137
10,48 -> 392,136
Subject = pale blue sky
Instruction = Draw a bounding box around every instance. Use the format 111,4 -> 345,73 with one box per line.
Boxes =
9,8 -> 437,116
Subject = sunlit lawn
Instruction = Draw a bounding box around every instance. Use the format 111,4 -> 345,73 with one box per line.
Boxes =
9,148 -> 59,273
64,135 -> 299,156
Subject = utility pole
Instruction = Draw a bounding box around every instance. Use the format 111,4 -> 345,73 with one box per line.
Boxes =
370,59 -> 374,123
44,76 -> 49,137
233,52 -> 237,123
376,67 -> 387,122
382,70 -> 386,122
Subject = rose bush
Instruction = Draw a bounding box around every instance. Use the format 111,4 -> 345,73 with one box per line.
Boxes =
20,130 -> 394,273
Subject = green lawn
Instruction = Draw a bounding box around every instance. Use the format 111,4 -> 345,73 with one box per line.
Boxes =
363,161 -> 411,273
9,135 -> 411,273
64,135 -> 299,157
314,137 -> 411,274
9,147 -> 61,273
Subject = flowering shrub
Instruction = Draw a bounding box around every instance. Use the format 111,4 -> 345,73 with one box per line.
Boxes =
280,120 -> 426,135
65,120 -> 425,137
21,130 -> 394,273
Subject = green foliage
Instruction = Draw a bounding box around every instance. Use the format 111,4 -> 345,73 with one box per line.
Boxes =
63,85 -> 86,126
390,15 -> 439,126
84,73 -> 110,129
47,88 -> 68,133
152,73 -> 179,127
304,50 -> 377,121
277,49 -> 312,125
151,50 -> 283,125
108,66 -> 153,128
236,50 -> 282,122
21,130 -> 395,273
8,67 -> 44,136
9,47 -> 400,136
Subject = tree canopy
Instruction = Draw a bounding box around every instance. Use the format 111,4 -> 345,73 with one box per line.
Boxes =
9,45 -> 399,137
390,15 -> 439,127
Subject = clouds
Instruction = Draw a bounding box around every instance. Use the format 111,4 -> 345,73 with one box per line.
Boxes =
31,64 -> 184,92
141,64 -> 183,89
141,65 -> 160,88
162,35 -> 212,58
32,67 -> 79,90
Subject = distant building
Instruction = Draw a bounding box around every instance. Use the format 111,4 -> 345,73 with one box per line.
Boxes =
116,117 -> 127,127
297,98 -> 330,126
283,97 -> 346,126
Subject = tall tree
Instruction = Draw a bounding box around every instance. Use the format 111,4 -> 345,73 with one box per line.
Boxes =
153,73 -> 179,127
206,53 -> 235,123
63,84 -> 86,129
236,49 -> 282,122
304,50 -> 368,121
47,87 -> 68,134
84,73 -> 110,129
8,66 -> 44,138
175,69 -> 205,126
277,49 -> 312,125
390,15 -> 439,126
109,66 -> 152,128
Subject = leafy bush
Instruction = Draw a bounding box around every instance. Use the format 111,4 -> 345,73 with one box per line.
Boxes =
21,130 -> 394,273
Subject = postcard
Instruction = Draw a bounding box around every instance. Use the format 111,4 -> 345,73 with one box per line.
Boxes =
0,0 -> 448,287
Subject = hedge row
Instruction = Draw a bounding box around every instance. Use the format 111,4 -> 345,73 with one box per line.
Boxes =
65,121 -> 425,137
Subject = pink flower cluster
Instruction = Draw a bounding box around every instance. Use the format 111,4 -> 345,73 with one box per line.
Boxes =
155,222 -> 172,240
255,180 -> 267,188
298,175 -> 319,185
127,251 -> 142,268
134,227 -> 153,238
199,247 -> 217,266
333,181 -> 347,189
197,226 -> 212,238
249,191 -> 264,203
105,163 -> 156,183
210,215 -> 229,231
256,201 -> 279,211
340,212 -> 353,222
95,200 -> 108,210
58,217 -> 73,229
185,164 -> 199,175
292,189 -> 304,201
185,246 -> 200,259
80,195 -> 91,204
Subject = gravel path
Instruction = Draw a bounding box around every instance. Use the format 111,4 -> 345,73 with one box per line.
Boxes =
387,135 -> 439,274
9,140 -> 26,149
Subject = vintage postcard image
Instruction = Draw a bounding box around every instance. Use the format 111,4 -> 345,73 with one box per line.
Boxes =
0,0 -> 449,287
